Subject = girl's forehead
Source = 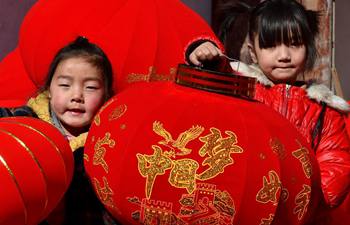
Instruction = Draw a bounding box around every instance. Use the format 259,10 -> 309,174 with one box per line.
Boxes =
54,57 -> 103,80
58,56 -> 92,65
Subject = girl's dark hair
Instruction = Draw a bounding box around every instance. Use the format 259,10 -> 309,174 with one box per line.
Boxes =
45,36 -> 114,100
249,0 -> 319,71
215,1 -> 255,59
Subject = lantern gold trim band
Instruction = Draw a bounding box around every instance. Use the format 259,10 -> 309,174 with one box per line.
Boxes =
0,128 -> 49,211
0,120 -> 69,185
0,155 -> 28,224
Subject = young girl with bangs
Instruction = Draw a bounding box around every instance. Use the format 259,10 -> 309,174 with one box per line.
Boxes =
0,36 -> 119,225
187,0 -> 350,221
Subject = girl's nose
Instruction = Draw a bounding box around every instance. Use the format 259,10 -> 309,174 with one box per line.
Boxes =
71,88 -> 84,103
277,45 -> 291,62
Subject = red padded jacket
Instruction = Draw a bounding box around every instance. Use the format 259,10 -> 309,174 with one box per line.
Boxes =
232,62 -> 350,208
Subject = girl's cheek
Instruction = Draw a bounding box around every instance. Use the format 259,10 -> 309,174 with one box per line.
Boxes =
88,95 -> 105,111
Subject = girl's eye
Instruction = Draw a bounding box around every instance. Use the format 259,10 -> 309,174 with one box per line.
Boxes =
290,42 -> 303,47
85,81 -> 101,90
58,84 -> 70,87
86,86 -> 98,90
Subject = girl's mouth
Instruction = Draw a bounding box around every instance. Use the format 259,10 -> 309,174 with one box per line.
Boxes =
68,108 -> 85,116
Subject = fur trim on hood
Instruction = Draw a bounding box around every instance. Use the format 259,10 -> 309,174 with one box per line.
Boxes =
230,61 -> 350,112
231,62 -> 274,86
307,84 -> 350,112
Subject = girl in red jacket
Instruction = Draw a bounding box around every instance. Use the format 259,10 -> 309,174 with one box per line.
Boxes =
187,0 -> 350,215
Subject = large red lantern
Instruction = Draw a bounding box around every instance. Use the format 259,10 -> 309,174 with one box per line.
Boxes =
84,66 -> 322,225
0,117 -> 73,225
17,0 -> 221,93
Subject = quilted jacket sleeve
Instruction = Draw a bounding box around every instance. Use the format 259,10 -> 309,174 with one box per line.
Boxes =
316,108 -> 350,207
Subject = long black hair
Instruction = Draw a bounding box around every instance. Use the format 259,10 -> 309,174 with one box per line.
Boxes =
249,0 -> 319,71
44,36 -> 114,100
215,0 -> 255,59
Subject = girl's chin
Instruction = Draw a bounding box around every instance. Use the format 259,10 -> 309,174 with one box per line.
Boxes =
268,74 -> 298,83
61,121 -> 90,135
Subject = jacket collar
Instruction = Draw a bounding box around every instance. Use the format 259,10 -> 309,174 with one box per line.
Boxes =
230,61 -> 350,112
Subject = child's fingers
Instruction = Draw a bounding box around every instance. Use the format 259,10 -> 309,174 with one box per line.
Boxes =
203,42 -> 222,58
189,42 -> 222,66
189,51 -> 202,66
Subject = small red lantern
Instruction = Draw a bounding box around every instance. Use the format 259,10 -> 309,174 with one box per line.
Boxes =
0,117 -> 73,225
84,66 -> 322,225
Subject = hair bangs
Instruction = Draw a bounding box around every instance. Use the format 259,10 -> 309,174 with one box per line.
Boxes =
258,12 -> 305,49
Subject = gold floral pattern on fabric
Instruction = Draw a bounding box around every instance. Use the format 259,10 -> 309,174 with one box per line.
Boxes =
94,176 -> 116,209
256,170 -> 282,205
293,184 -> 311,220
137,122 -> 244,199
94,98 -> 116,126
260,214 -> 274,225
109,104 -> 127,121
269,137 -> 286,160
127,66 -> 177,83
93,132 -> 116,173
197,128 -> 243,180
127,183 -> 235,224
292,140 -> 312,179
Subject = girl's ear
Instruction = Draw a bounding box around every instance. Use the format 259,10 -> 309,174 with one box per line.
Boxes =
248,42 -> 258,64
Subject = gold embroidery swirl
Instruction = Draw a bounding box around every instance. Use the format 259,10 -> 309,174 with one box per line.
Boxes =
260,214 -> 274,225
94,176 -> 116,208
269,137 -> 286,160
292,140 -> 312,179
293,184 -> 311,220
94,98 -> 116,126
256,170 -> 281,205
93,133 -> 116,173
109,104 -> 127,121
197,128 -> 243,180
